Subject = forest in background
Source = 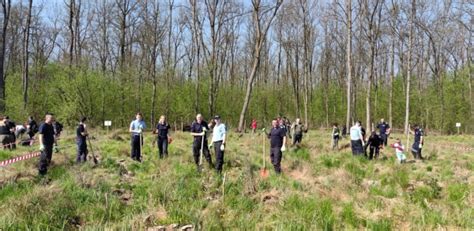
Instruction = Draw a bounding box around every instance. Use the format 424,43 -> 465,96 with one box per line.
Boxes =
0,0 -> 472,133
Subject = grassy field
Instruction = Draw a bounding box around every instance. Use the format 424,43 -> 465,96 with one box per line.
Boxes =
0,129 -> 472,230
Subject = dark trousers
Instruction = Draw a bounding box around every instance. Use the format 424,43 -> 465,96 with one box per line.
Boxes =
411,142 -> 423,159
38,144 -> 54,175
380,133 -> 388,146
351,140 -> 364,156
270,147 -> 282,173
131,135 -> 142,161
76,139 -> 88,163
293,134 -> 303,145
332,136 -> 339,150
192,139 -> 213,167
213,141 -> 225,173
157,136 -> 168,158
369,146 -> 379,160
9,134 -> 16,149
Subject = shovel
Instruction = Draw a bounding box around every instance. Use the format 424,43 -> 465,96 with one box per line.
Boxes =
87,137 -> 99,165
260,130 -> 269,178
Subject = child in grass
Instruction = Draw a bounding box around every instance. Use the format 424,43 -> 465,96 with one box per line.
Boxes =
390,138 -> 406,163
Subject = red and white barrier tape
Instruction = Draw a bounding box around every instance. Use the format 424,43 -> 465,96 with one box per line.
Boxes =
0,151 -> 41,167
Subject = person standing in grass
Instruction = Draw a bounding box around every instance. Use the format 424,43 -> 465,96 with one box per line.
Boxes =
38,113 -> 56,175
0,116 -> 11,149
251,119 -> 257,133
267,119 -> 287,174
210,115 -> 226,174
331,123 -> 340,150
350,121 -> 365,156
367,131 -> 382,160
410,124 -> 424,160
376,118 -> 391,147
129,112 -> 146,162
76,117 -> 89,163
190,114 -> 213,170
291,118 -> 305,146
155,115 -> 171,159
27,116 -> 38,139
390,138 -> 406,163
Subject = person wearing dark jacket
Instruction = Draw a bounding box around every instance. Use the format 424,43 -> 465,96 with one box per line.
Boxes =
267,119 -> 287,174
190,114 -> 213,171
38,113 -> 56,175
76,117 -> 89,163
367,131 -> 382,160
27,116 -> 38,139
155,115 -> 171,159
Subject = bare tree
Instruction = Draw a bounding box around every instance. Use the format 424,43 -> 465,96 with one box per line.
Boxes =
237,0 -> 282,132
404,0 -> 415,136
345,0 -> 352,129
21,0 -> 33,109
0,0 -> 11,112
361,0 -> 383,131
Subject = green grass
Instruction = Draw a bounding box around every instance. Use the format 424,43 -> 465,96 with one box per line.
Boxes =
0,130 -> 473,229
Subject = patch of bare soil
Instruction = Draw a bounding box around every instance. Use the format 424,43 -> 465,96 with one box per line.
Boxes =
260,189 -> 280,205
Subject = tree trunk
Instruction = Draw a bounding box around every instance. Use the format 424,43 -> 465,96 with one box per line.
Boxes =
22,0 -> 33,109
405,0 -> 415,137
389,38 -> 394,127
345,0 -> 352,129
0,0 -> 10,113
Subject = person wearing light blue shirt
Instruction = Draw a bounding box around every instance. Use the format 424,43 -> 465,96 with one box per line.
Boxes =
210,115 -> 226,174
350,121 -> 365,156
129,113 -> 146,162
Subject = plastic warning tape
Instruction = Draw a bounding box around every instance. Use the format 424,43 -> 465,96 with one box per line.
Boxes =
0,151 -> 41,167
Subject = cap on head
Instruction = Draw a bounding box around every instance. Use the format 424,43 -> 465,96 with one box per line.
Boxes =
214,115 -> 221,120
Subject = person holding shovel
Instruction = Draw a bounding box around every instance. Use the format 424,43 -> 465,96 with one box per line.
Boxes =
129,112 -> 146,162
76,117 -> 89,163
410,124 -> 424,160
210,115 -> 226,174
190,114 -> 213,171
267,119 -> 287,174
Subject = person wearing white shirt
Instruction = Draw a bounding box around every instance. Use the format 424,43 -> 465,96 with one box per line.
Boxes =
211,115 -> 226,174
350,121 -> 365,156
129,112 -> 146,162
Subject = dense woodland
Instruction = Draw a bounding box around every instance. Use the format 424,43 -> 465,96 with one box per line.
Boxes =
0,0 -> 472,133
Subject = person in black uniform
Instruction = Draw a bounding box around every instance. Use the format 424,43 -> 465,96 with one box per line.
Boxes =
267,119 -> 287,174
190,114 -> 213,170
410,124 -> 424,160
52,120 -> 63,152
367,131 -> 382,160
0,116 -> 11,149
376,118 -> 391,147
27,116 -> 38,139
38,113 -> 56,175
76,117 -> 89,163
5,116 -> 16,149
155,115 -> 171,159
